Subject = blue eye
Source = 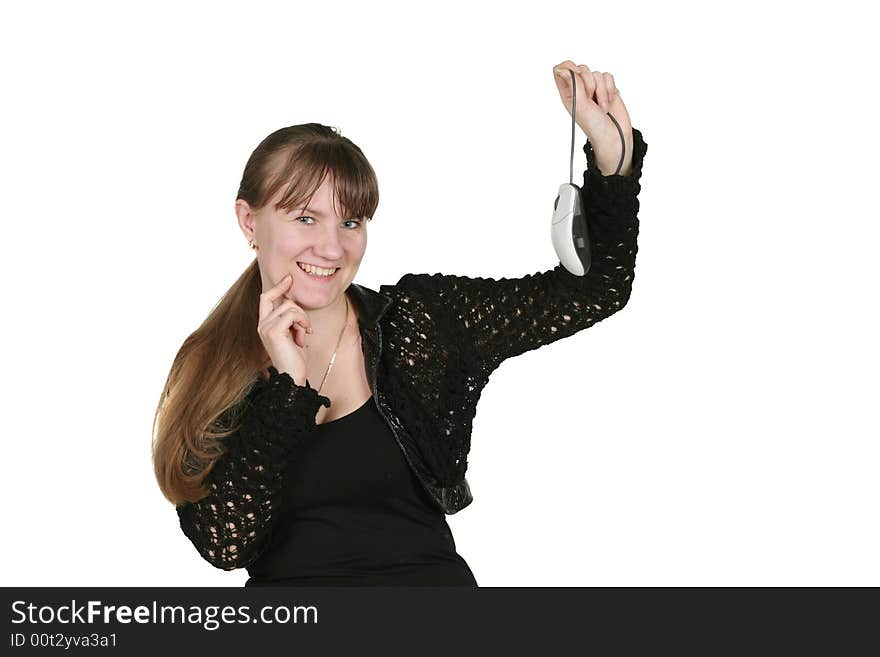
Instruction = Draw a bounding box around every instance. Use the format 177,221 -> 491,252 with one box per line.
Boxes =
295,216 -> 361,229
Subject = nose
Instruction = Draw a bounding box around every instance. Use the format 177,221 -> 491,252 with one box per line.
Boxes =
310,224 -> 345,262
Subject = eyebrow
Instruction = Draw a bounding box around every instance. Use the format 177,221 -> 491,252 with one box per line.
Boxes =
295,207 -> 331,217
294,207 -> 360,220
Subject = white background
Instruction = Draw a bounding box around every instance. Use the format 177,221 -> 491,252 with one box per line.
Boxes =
1,0 -> 877,587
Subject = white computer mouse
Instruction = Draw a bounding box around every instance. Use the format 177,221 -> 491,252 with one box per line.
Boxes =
551,181 -> 590,276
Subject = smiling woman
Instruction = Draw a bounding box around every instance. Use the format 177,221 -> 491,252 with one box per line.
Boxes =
152,115 -> 648,587
152,122 -> 380,506
151,122 -> 485,587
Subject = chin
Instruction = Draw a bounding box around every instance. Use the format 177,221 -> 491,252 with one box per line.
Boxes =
287,273 -> 351,302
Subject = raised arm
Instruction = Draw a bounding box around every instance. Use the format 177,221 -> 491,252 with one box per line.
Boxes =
175,367 -> 330,570
394,127 -> 647,375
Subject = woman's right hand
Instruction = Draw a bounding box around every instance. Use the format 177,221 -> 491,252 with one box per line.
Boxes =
258,274 -> 313,384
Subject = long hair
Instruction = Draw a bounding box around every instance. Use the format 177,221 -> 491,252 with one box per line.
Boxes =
152,123 -> 379,506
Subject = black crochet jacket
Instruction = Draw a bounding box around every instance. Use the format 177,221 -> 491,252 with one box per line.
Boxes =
177,128 -> 648,570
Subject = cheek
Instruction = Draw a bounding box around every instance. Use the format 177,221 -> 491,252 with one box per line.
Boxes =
345,233 -> 367,260
279,232 -> 303,252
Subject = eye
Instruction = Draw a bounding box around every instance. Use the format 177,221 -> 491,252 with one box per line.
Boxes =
293,215 -> 361,229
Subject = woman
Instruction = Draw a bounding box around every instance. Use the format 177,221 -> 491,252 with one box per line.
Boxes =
152,60 -> 648,586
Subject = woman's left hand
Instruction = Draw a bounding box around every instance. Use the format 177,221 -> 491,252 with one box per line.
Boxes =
553,60 -> 634,177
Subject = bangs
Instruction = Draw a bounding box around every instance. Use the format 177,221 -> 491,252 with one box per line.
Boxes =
264,139 -> 378,221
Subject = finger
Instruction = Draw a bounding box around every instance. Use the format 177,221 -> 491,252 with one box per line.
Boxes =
287,312 -> 313,336
555,63 -> 589,112
604,72 -> 618,103
293,323 -> 306,349
553,60 -> 578,88
271,307 -> 306,337
259,274 -> 293,320
553,59 -> 576,75
591,70 -> 609,111
269,300 -> 313,332
574,64 -> 596,103
553,64 -> 572,92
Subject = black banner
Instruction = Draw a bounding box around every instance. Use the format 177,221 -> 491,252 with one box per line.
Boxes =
2,587 -> 875,652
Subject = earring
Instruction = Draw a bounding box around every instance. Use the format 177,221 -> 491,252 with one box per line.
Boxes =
249,239 -> 259,251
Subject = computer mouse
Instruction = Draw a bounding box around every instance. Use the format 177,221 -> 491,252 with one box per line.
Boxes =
551,181 -> 590,276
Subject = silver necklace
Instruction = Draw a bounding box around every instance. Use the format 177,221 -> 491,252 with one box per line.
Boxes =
312,295 -> 350,395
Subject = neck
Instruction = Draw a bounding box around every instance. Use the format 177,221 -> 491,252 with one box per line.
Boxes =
301,290 -> 353,352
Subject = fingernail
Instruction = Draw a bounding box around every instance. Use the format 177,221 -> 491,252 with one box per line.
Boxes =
307,327 -> 313,334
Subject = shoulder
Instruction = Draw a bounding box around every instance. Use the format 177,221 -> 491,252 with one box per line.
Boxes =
379,276 -> 436,323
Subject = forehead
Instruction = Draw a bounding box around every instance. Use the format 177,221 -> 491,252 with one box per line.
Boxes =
272,173 -> 342,210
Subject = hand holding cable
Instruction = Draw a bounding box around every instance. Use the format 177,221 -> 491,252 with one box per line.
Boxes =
552,61 -> 634,177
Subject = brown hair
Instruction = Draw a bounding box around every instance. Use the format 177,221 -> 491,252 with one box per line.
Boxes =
152,123 -> 380,506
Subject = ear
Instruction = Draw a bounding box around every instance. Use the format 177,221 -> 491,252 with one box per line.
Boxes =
235,199 -> 257,244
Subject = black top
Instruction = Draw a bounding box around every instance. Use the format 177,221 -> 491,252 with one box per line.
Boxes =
244,396 -> 478,586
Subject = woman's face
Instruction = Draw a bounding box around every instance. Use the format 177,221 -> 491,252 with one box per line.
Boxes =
238,174 -> 368,310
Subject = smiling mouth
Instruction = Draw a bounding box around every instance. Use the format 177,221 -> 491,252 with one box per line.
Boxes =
297,262 -> 340,279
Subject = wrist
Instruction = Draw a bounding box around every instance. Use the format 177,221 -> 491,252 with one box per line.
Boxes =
596,153 -> 634,178
596,148 -> 633,176
276,367 -> 308,387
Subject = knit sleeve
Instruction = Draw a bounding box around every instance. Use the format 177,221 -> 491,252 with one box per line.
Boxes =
395,127 -> 647,374
175,366 -> 331,571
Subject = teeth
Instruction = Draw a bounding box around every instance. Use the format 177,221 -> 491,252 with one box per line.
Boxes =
298,262 -> 337,276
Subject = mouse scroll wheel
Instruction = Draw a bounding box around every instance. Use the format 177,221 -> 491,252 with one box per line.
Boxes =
554,195 -> 560,211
